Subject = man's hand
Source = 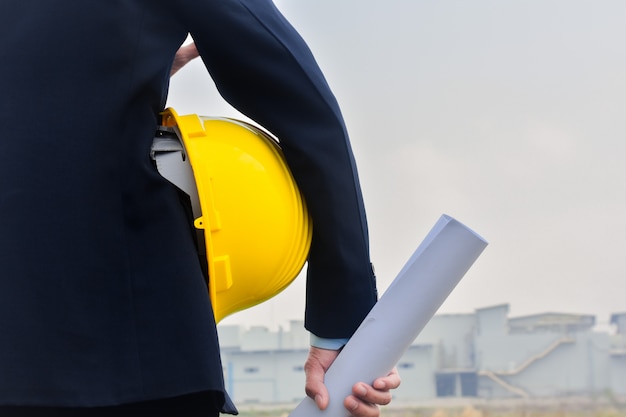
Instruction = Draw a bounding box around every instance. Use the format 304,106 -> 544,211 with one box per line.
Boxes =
304,346 -> 401,417
170,43 -> 199,77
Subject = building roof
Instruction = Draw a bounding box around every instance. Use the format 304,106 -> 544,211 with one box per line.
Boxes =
508,312 -> 596,333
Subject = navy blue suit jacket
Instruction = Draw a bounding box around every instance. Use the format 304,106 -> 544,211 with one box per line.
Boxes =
0,0 -> 377,409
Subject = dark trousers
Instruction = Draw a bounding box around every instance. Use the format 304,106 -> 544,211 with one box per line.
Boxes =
0,392 -> 221,417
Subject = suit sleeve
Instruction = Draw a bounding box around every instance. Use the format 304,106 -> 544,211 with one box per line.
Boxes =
173,0 -> 377,338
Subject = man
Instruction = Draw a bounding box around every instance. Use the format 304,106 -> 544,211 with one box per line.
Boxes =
0,0 -> 399,415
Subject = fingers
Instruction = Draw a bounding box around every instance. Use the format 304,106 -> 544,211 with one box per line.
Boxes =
344,368 -> 401,417
353,382 -> 392,407
342,383 -> 388,417
373,367 -> 401,391
304,352 -> 400,416
344,394 -> 380,417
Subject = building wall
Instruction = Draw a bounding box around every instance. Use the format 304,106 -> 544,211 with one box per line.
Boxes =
416,314 -> 476,369
274,350 -> 309,402
222,349 -> 309,403
610,354 -> 626,395
483,332 -> 611,398
612,313 -> 626,335
609,330 -> 626,396
217,305 -> 626,405
388,345 -> 436,401
223,351 -> 278,403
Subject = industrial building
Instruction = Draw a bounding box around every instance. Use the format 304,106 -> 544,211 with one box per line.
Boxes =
217,304 -> 626,405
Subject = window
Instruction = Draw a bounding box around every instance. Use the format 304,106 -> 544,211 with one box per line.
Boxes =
460,372 -> 477,396
435,373 -> 456,397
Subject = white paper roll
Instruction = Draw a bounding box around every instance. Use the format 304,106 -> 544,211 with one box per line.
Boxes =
289,214 -> 488,417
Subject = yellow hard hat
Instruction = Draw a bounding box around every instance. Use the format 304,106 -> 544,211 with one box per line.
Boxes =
157,108 -> 312,323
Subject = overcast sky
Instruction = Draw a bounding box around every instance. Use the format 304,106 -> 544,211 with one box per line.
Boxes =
167,0 -> 626,331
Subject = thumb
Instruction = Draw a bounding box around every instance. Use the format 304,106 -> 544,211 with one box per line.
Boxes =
305,360 -> 329,410
304,347 -> 337,410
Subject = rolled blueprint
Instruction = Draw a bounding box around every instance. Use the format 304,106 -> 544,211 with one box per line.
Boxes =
289,214 -> 488,417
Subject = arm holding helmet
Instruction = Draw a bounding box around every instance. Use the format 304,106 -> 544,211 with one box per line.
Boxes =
179,0 -> 376,337
173,0 -> 400,414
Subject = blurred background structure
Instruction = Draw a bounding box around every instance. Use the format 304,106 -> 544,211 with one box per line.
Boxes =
217,304 -> 626,405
